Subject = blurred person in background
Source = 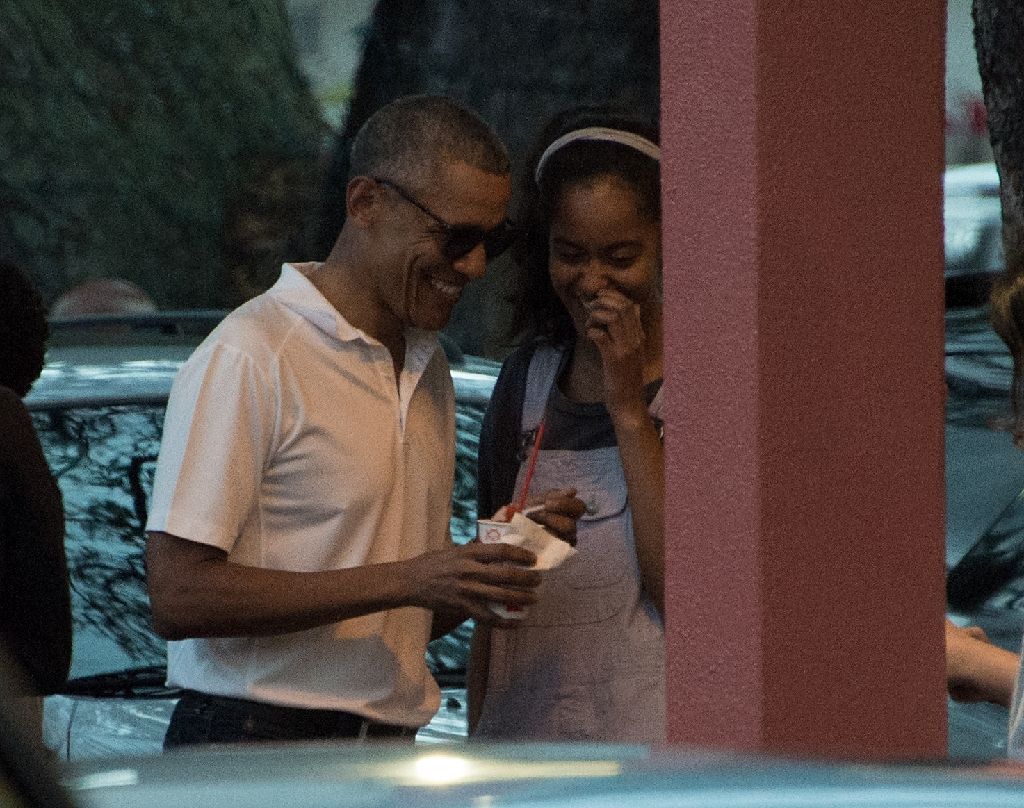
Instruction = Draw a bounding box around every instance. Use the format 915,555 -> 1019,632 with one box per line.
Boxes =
469,107 -> 665,742
49,277 -> 157,318
0,262 -> 72,736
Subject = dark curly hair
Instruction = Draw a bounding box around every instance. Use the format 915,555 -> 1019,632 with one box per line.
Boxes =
510,106 -> 661,345
0,263 -> 49,397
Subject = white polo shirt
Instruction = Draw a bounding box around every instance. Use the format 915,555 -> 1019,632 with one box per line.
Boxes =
146,263 -> 455,726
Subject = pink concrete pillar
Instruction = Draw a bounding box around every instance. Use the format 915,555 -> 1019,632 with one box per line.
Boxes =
660,1 -> 948,758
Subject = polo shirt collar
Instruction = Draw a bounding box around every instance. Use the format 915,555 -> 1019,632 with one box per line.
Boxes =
271,263 -> 440,363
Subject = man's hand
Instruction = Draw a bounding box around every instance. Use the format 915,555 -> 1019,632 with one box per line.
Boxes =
399,542 -> 541,626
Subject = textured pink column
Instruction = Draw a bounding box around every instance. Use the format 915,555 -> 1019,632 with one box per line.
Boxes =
660,0 -> 948,759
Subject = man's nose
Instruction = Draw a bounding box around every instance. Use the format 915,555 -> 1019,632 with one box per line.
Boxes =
452,242 -> 488,280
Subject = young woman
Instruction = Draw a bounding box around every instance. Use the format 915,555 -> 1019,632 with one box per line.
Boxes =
469,108 -> 665,741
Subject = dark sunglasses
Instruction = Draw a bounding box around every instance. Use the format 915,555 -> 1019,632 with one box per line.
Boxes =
373,176 -> 518,261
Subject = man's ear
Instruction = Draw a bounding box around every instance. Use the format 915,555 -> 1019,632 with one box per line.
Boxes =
346,176 -> 379,226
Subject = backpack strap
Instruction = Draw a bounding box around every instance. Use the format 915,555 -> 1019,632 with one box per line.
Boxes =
520,345 -> 565,434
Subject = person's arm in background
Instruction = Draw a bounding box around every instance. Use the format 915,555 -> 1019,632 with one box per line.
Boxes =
0,388 -> 72,695
946,619 -> 1019,707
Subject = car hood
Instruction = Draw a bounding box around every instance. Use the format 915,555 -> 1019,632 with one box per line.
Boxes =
64,743 -> 1024,808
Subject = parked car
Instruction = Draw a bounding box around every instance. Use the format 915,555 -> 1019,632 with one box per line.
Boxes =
30,313 -> 498,758
945,161 -> 1003,305
31,302 -> 1024,762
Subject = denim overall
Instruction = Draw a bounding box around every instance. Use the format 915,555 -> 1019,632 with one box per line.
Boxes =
476,346 -> 665,741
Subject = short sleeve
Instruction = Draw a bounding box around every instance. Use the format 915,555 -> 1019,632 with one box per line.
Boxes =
146,342 -> 276,552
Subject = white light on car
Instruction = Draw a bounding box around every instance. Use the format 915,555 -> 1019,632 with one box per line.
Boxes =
391,754 -> 621,786
413,753 -> 472,785
67,768 -> 139,790
945,221 -> 983,264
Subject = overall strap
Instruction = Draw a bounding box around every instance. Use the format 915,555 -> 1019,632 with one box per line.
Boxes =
520,345 -> 565,433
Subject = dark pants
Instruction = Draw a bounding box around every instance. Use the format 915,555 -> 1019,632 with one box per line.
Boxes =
163,690 -> 417,749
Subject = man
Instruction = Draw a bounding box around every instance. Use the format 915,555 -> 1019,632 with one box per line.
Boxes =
145,96 -> 581,746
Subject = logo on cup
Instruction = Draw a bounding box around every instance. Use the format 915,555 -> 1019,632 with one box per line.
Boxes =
485,527 -> 503,542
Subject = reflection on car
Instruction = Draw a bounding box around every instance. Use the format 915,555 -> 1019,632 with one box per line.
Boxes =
945,162 -> 1002,307
30,313 -> 497,758
945,162 -> 1002,277
60,742 -> 1024,808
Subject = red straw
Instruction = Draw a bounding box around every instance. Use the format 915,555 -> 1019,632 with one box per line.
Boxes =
514,419 -> 546,514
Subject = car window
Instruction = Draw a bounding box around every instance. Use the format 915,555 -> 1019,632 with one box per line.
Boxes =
33,404 -> 164,679
33,395 -> 488,684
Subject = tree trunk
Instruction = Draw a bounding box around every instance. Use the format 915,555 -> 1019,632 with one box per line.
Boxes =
975,0 -> 1024,442
974,0 -> 1024,270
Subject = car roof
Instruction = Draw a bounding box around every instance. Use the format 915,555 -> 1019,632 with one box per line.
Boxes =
26,313 -> 499,410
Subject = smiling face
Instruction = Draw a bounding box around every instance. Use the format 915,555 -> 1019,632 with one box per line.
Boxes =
377,160 -> 511,332
548,175 -> 662,340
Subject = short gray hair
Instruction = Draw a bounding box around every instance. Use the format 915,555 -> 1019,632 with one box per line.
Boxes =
350,95 -> 509,191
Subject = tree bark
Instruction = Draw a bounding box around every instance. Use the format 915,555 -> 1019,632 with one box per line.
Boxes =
975,0 -> 1024,442
974,0 -> 1024,270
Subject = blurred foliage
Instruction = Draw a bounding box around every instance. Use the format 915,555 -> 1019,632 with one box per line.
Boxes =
0,0 -> 326,309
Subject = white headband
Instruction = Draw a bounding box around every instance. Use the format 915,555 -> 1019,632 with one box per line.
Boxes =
534,126 -> 661,184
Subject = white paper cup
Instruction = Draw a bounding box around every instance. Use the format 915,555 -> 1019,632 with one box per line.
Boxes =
477,518 -> 515,544
476,519 -> 528,620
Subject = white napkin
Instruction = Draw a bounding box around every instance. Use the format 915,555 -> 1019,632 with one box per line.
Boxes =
505,512 -> 576,570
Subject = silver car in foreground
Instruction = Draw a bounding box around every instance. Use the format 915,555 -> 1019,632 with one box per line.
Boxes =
61,742 -> 1024,808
